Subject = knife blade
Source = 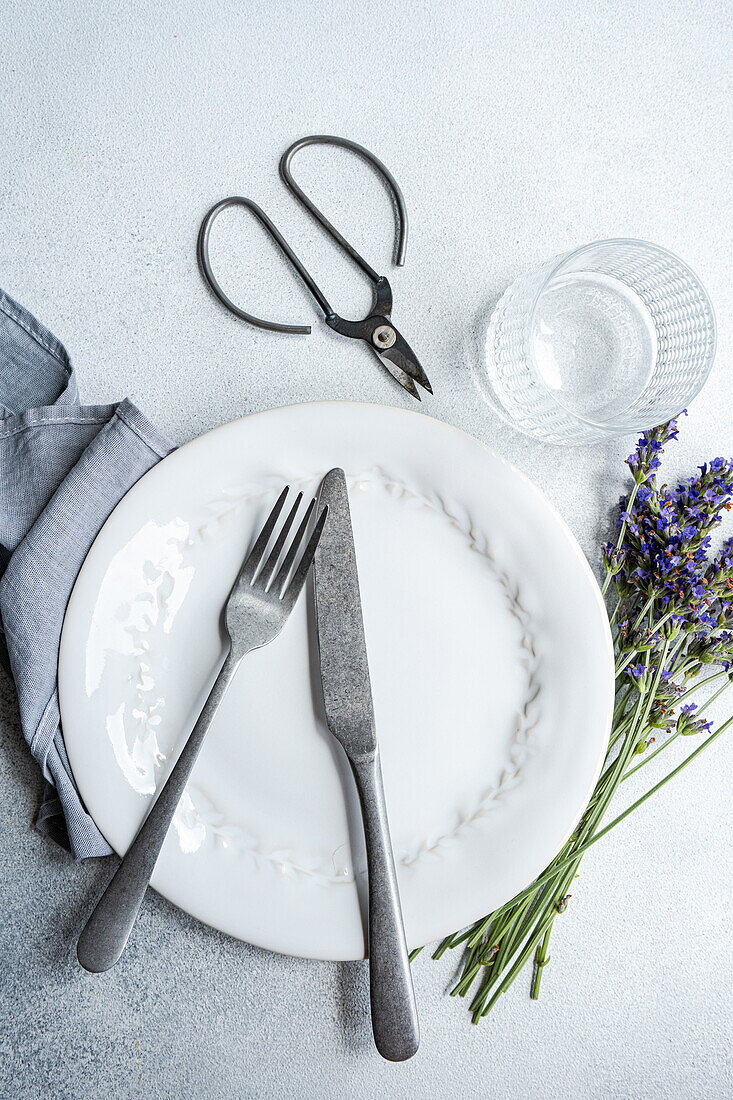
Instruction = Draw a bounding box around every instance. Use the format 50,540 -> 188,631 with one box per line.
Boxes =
312,467 -> 376,760
313,467 -> 419,1062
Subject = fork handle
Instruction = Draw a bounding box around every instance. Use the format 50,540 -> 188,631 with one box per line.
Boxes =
350,751 -> 419,1062
77,649 -> 240,973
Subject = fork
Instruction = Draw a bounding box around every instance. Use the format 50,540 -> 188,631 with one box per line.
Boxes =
76,486 -> 328,973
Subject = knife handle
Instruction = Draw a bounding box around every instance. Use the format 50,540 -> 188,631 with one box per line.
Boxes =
351,752 -> 419,1062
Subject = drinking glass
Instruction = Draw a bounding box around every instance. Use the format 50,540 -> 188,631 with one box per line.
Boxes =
475,239 -> 716,444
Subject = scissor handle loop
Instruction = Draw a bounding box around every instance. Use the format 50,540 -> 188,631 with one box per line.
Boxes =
197,196 -> 314,334
279,135 -> 408,280
198,139 -> 407,335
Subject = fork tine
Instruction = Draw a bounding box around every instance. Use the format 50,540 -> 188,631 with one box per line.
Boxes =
236,486 -> 288,585
272,498 -> 316,594
281,505 -> 328,606
255,491 -> 303,589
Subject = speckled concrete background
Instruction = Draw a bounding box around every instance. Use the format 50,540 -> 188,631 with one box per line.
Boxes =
1,1 -> 731,1096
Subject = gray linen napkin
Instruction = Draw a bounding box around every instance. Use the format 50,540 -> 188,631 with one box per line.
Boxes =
0,288 -> 173,858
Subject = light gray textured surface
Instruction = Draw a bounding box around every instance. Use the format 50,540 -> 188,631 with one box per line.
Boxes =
1,1 -> 731,1097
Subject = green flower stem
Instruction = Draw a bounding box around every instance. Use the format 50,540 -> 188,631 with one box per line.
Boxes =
530,926 -> 553,999
498,873 -> 575,1007
553,642 -> 672,864
628,640 -> 672,742
615,650 -> 637,677
624,730 -> 681,779
612,682 -> 634,724
433,923 -> 477,959
473,645 -> 673,941
471,814 -> 597,1017
623,681 -> 731,780
631,592 -> 656,632
676,670 -> 729,705
438,434 -> 733,1021
615,627 -> 672,676
466,914 -> 498,952
614,611 -> 680,677
606,703 -> 641,754
573,714 -> 733,851
608,648 -> 674,750
595,687 -> 650,791
454,894 -> 536,998
440,616 -> 731,1016
601,480 -> 640,596
473,711 -> 732,914
476,906 -> 560,1020
473,892 -> 541,1000
471,707 -> 651,1014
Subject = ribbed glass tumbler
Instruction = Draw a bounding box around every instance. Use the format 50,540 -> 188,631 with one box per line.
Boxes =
476,239 -> 716,444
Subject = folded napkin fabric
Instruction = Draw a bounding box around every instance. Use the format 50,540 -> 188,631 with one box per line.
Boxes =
0,288 -> 173,858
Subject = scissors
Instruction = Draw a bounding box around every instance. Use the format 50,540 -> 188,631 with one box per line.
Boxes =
197,135 -> 432,400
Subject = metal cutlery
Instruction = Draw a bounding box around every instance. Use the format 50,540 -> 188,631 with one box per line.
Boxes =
313,467 -> 419,1062
77,486 -> 327,974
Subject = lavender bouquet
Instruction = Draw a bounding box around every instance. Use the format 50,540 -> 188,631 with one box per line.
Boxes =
417,416 -> 733,1022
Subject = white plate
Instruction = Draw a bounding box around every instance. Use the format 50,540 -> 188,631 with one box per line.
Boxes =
59,402 -> 613,960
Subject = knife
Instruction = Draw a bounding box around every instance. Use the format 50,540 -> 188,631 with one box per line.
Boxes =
313,467 -> 419,1062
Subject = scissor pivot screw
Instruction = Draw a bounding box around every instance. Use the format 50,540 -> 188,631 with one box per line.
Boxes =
372,324 -> 396,350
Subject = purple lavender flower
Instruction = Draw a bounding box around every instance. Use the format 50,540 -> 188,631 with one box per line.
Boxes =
626,662 -> 649,691
675,702 -> 714,736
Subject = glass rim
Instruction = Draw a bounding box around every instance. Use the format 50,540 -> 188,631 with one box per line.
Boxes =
525,237 -> 718,433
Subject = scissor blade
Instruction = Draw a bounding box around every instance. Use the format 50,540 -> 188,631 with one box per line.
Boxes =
373,350 -> 421,400
374,328 -> 432,396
